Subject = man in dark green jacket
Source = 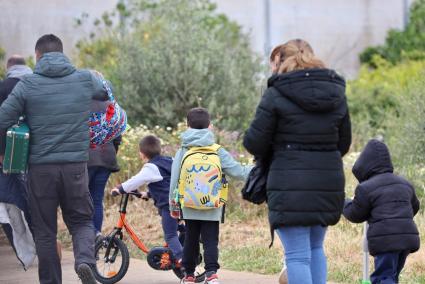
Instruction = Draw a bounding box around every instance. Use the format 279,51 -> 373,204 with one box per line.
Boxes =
0,34 -> 104,284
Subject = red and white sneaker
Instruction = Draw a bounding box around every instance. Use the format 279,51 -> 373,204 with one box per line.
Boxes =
182,275 -> 196,284
205,274 -> 220,284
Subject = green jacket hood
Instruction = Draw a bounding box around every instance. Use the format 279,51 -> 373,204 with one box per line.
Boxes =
34,52 -> 76,78
181,128 -> 215,147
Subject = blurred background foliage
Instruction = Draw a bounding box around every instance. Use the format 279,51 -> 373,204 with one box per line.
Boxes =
0,47 -> 5,79
360,0 -> 425,66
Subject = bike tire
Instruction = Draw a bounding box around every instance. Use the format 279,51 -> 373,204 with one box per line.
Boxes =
94,237 -> 130,284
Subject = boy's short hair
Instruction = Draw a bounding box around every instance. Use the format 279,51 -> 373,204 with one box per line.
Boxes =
139,135 -> 161,159
187,107 -> 210,129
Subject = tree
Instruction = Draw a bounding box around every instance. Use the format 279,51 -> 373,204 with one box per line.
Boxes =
77,0 -> 263,130
360,0 -> 425,66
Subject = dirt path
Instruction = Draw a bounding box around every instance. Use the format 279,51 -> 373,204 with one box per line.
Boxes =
0,245 -> 279,284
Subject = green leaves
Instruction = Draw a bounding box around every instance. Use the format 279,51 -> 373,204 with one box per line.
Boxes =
360,0 -> 425,66
347,59 -> 425,149
76,0 -> 262,130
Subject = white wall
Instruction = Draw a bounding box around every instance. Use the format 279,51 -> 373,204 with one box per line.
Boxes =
0,0 -> 412,78
212,0 -> 411,78
0,0 -> 117,59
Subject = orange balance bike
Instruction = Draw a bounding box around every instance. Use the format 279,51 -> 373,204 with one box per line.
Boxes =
94,191 -> 205,284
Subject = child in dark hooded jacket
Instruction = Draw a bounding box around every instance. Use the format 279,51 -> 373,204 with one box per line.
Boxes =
343,139 -> 420,284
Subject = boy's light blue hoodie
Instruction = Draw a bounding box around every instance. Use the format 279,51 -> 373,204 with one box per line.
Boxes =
169,128 -> 252,221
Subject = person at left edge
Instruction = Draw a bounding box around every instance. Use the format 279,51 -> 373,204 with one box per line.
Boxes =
0,34 -> 107,284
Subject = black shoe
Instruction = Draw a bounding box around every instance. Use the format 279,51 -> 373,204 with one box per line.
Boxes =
77,263 -> 97,284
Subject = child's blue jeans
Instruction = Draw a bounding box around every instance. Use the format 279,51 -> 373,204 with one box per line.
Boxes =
276,225 -> 327,284
88,166 -> 111,233
160,207 -> 183,259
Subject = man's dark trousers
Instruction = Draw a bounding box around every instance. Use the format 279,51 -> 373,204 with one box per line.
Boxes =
28,163 -> 95,284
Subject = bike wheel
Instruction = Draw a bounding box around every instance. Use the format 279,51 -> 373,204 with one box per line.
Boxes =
94,236 -> 130,284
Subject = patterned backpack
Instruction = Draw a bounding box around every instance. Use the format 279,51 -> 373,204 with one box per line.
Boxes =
177,144 -> 228,210
89,80 -> 127,147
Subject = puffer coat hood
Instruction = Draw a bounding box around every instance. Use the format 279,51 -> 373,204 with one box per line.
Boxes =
181,128 -> 215,148
34,52 -> 76,78
352,139 -> 394,182
270,68 -> 345,113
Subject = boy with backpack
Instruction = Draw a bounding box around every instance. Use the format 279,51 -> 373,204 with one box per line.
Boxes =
111,135 -> 183,263
343,139 -> 420,284
169,107 -> 252,284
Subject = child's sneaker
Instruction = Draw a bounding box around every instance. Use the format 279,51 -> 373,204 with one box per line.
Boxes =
204,274 -> 220,284
182,275 -> 196,284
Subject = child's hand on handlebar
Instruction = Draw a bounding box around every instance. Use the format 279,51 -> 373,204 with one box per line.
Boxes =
140,191 -> 149,200
111,188 -> 121,196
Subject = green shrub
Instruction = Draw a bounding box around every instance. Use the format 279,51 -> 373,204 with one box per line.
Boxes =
387,78 -> 425,199
360,0 -> 425,66
346,58 -> 425,149
76,0 -> 263,131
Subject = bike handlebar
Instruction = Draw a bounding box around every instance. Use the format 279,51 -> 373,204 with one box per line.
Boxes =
112,190 -> 143,198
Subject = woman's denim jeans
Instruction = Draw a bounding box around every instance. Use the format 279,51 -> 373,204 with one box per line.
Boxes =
88,166 -> 111,233
276,225 -> 327,284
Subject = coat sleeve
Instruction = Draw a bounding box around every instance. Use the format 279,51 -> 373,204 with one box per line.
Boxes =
0,81 -> 26,130
113,135 -> 122,153
121,163 -> 163,193
90,73 -> 109,101
343,184 -> 371,223
218,148 -> 253,181
243,88 -> 277,158
337,104 -> 352,157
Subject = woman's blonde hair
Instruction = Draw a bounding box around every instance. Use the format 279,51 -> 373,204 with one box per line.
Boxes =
270,39 -> 325,74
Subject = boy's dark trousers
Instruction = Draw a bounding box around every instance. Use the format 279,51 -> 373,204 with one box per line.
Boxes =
182,220 -> 220,275
28,163 -> 95,284
371,250 -> 409,284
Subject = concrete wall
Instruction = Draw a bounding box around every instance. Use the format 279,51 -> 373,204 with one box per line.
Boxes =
212,0 -> 412,78
0,0 -> 117,59
0,0 -> 413,78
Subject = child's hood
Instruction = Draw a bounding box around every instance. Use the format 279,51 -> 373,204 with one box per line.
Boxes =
181,128 -> 215,148
352,139 -> 394,182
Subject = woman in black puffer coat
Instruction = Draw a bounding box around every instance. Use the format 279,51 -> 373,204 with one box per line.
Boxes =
243,39 -> 351,284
